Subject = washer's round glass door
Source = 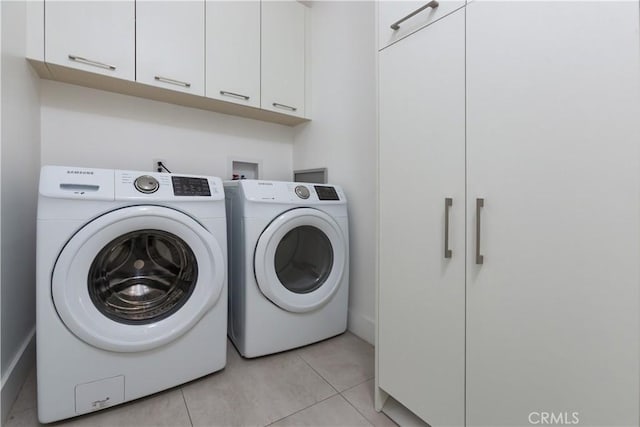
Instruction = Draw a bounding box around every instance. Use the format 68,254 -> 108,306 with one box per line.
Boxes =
254,208 -> 347,313
52,205 -> 225,352
88,229 -> 198,324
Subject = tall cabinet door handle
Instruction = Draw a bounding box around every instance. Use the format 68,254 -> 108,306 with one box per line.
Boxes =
444,197 -> 453,259
390,1 -> 439,30
476,198 -> 485,265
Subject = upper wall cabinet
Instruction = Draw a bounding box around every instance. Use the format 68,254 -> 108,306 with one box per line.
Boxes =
378,0 -> 465,50
136,1 -> 205,95
206,1 -> 260,108
45,1 -> 135,80
31,0 -> 310,126
261,1 -> 306,118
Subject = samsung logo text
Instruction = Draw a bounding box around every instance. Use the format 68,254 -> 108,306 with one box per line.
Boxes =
66,170 -> 94,175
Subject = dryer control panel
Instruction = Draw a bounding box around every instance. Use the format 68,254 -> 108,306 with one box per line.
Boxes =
235,180 -> 346,205
314,185 -> 340,201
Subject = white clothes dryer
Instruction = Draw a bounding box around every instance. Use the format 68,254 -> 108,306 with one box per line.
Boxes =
224,180 -> 349,358
36,166 -> 227,423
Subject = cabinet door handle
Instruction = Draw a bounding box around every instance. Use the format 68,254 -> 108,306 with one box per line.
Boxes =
272,103 -> 297,112
220,91 -> 250,101
390,1 -> 439,30
444,197 -> 453,259
68,55 -> 116,71
154,76 -> 191,88
476,198 -> 484,265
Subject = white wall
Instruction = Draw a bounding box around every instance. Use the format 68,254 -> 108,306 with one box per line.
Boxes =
1,0 -> 41,422
293,1 -> 377,344
41,80 -> 295,180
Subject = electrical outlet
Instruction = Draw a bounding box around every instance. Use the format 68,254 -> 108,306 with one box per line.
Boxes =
152,159 -> 168,173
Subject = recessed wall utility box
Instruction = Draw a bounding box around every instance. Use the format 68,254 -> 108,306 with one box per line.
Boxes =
230,160 -> 260,180
294,168 -> 327,184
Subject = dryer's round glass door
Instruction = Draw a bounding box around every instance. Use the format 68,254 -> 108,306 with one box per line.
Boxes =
274,226 -> 334,294
88,229 -> 198,324
254,208 -> 347,313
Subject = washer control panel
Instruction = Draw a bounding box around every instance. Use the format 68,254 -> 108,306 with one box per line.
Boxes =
134,175 -> 160,194
172,176 -> 211,196
115,170 -> 223,200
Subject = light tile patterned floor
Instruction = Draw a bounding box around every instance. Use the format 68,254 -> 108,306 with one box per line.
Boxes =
6,332 -> 394,427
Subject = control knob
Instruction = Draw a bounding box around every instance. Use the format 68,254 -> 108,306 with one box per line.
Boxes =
134,175 -> 160,194
294,185 -> 310,199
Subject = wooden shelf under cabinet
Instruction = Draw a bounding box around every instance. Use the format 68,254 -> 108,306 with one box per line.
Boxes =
28,59 -> 309,127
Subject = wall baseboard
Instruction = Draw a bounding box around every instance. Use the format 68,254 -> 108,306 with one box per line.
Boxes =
348,310 -> 375,345
1,328 -> 36,425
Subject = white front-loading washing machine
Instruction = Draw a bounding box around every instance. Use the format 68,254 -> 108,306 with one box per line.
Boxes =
36,166 -> 227,423
224,180 -> 349,358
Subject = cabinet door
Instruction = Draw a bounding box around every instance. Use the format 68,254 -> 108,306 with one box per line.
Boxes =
136,1 -> 204,95
466,2 -> 640,426
378,0 -> 465,50
261,1 -> 306,117
378,10 -> 465,426
45,1 -> 134,80
206,1 -> 260,108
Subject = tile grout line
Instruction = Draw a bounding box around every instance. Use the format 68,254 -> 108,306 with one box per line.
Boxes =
290,353 -> 376,426
340,375 -> 374,394
340,392 -> 376,427
294,352 -> 341,395
261,352 -> 341,425
180,387 -> 195,427
264,393 -> 338,427
340,378 -> 392,427
296,336 -> 376,394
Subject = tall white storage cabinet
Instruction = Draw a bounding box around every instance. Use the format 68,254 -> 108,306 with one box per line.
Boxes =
377,1 -> 640,426
378,8 -> 465,427
466,2 -> 639,426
